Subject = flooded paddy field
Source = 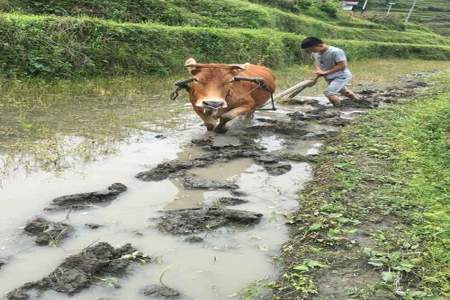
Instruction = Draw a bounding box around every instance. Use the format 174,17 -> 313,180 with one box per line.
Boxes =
1,60 -> 449,300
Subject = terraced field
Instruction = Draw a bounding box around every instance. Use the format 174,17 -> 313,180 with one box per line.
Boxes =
368,0 -> 450,35
0,0 -> 449,77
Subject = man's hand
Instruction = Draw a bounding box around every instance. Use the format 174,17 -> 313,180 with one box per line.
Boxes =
314,69 -> 328,76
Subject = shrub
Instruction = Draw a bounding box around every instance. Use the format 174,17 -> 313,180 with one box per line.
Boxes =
297,0 -> 313,10
318,0 -> 338,18
0,0 -> 9,11
367,14 -> 406,31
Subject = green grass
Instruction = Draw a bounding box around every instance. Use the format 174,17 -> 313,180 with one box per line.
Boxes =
4,0 -> 448,45
276,71 -> 450,299
1,12 -> 450,78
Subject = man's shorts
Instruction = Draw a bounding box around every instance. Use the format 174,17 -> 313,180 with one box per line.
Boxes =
324,74 -> 352,97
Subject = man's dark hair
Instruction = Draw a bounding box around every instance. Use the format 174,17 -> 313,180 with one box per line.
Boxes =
301,37 -> 323,49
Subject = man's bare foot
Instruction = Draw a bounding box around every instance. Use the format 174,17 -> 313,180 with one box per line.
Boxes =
341,88 -> 360,101
349,94 -> 361,101
327,95 -> 341,106
330,99 -> 341,106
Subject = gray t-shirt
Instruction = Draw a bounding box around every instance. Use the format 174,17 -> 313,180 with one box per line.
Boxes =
312,46 -> 351,80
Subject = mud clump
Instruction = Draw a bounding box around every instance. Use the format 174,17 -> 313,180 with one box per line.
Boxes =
24,218 -> 73,246
7,242 -> 151,300
249,118 -> 308,136
46,183 -> 127,210
319,117 -> 352,127
283,96 -> 326,107
215,197 -> 248,206
358,86 -> 416,104
135,149 -> 256,182
142,284 -> 181,298
182,175 -> 238,190
255,155 -> 292,175
287,108 -> 353,130
136,158 -> 211,181
339,98 -> 375,108
136,148 -> 291,182
85,223 -> 103,230
184,236 -> 204,243
287,109 -> 340,121
280,153 -> 318,163
0,257 -> 7,269
157,208 -> 263,235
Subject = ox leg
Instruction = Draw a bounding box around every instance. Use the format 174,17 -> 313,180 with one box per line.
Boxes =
194,109 -> 217,131
215,106 -> 252,133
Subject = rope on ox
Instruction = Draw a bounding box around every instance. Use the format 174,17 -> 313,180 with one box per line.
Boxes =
170,76 -> 277,111
232,76 -> 277,111
169,78 -> 195,101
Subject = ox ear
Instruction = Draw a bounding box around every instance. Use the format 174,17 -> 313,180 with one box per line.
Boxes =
185,58 -> 198,75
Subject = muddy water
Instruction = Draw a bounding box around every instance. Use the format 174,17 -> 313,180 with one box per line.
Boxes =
0,65 -> 440,299
0,80 -> 317,300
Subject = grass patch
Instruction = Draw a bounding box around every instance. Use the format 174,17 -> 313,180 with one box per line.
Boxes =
276,71 -> 450,299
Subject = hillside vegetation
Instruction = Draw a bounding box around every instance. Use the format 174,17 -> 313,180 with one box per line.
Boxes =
0,0 -> 449,78
4,0 -> 447,46
368,0 -> 450,36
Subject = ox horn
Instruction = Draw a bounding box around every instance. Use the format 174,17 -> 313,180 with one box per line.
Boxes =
230,63 -> 248,70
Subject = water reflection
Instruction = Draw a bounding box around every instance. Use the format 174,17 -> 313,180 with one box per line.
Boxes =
0,75 -> 193,176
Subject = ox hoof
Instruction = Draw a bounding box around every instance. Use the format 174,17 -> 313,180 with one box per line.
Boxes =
214,126 -> 228,134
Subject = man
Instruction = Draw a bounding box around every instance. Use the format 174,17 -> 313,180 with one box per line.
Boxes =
301,37 -> 359,106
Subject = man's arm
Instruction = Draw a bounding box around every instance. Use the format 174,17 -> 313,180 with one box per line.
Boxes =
315,60 -> 346,76
314,60 -> 321,72
311,53 -> 321,72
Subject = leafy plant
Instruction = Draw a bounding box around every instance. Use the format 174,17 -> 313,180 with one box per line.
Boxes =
318,0 -> 338,18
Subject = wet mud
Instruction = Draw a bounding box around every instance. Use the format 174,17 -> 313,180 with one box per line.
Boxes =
45,183 -> 127,211
135,132 -> 293,182
214,197 -> 249,206
156,207 -> 263,235
6,242 -> 151,299
0,258 -> 7,270
181,175 -> 239,190
141,284 -> 181,298
135,149 -> 291,181
84,223 -> 103,230
24,218 -> 73,246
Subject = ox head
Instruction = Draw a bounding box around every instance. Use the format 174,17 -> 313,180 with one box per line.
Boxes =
181,58 -> 246,116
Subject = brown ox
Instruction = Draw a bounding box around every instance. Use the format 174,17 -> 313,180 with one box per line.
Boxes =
174,58 -> 276,133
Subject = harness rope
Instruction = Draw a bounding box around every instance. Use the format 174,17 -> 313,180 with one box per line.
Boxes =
232,76 -> 276,111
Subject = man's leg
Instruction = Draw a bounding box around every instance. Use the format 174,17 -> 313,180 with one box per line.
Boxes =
324,76 -> 353,106
340,87 -> 360,101
326,95 -> 341,106
324,78 -> 344,106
